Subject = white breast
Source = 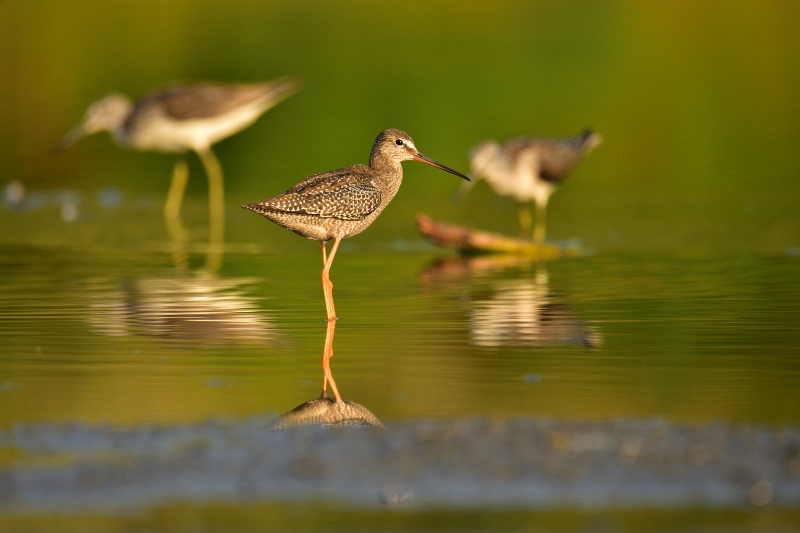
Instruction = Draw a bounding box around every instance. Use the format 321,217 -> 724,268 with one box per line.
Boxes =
130,105 -> 267,153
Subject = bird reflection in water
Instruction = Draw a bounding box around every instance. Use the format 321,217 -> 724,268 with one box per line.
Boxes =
271,318 -> 382,429
88,190 -> 275,344
87,272 -> 276,345
83,119 -> 278,345
268,395 -> 410,510
471,271 -> 601,348
422,255 -> 602,349
269,396 -> 383,429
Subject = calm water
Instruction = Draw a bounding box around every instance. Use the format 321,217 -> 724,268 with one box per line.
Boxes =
2,0 -> 800,530
1,211 -> 799,427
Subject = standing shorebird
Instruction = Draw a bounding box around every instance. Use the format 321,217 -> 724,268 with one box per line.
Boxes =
457,129 -> 602,242
243,129 -> 469,402
56,78 -> 299,223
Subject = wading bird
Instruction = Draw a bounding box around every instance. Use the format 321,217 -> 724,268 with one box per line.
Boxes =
457,129 -> 602,242
243,129 -> 469,402
57,78 -> 299,223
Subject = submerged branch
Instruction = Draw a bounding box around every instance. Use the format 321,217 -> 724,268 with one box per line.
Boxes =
416,213 -> 579,258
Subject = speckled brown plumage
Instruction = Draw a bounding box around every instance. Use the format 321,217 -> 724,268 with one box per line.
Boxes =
246,167 -> 381,220
243,129 -> 469,242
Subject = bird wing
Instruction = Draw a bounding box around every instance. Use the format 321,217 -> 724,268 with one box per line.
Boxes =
535,142 -> 584,183
505,139 -> 581,185
256,166 -> 382,221
130,80 -> 297,122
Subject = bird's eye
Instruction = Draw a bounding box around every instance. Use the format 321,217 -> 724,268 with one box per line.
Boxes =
395,139 -> 404,146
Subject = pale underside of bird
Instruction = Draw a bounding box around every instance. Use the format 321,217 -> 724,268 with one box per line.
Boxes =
86,274 -> 276,345
470,274 -> 602,349
244,129 -> 469,403
57,78 -> 300,222
458,129 -> 602,242
419,257 -> 602,348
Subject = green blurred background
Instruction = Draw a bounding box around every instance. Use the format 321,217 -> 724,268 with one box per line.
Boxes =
1,1 -> 800,529
2,0 -> 799,253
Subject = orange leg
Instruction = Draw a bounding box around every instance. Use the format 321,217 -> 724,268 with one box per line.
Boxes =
320,238 -> 342,401
320,238 -> 341,321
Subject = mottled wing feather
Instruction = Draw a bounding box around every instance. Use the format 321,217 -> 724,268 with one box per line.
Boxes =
536,142 -> 584,183
255,166 -> 382,221
131,83 -> 279,122
504,138 -> 584,184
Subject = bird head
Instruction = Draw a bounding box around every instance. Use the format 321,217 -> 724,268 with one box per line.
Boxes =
54,94 -> 132,153
468,140 -> 502,178
370,129 -> 470,181
81,94 -> 132,135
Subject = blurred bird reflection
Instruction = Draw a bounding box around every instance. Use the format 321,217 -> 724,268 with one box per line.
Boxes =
87,272 -> 276,345
471,273 -> 601,348
422,256 -> 601,349
269,397 -> 382,429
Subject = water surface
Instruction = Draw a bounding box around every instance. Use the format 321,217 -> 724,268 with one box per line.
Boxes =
2,0 -> 800,530
1,227 -> 798,427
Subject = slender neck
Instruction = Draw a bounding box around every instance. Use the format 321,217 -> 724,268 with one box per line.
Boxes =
110,124 -> 131,146
103,101 -> 134,146
368,151 -> 405,203
369,151 -> 404,181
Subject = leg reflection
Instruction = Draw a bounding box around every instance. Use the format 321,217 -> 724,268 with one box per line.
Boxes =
164,206 -> 189,272
164,158 -> 190,271
533,197 -> 547,243
321,315 -> 342,402
269,305 -> 383,428
198,148 -> 225,273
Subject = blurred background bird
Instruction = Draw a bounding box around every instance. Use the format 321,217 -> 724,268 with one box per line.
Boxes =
456,129 -> 602,242
56,78 -> 300,224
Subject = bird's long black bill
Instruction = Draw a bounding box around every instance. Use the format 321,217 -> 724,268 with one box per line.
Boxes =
52,124 -> 86,154
413,152 -> 470,181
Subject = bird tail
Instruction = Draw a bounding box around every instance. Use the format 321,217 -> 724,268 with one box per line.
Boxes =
257,77 -> 302,111
579,128 -> 603,152
242,202 -> 267,215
